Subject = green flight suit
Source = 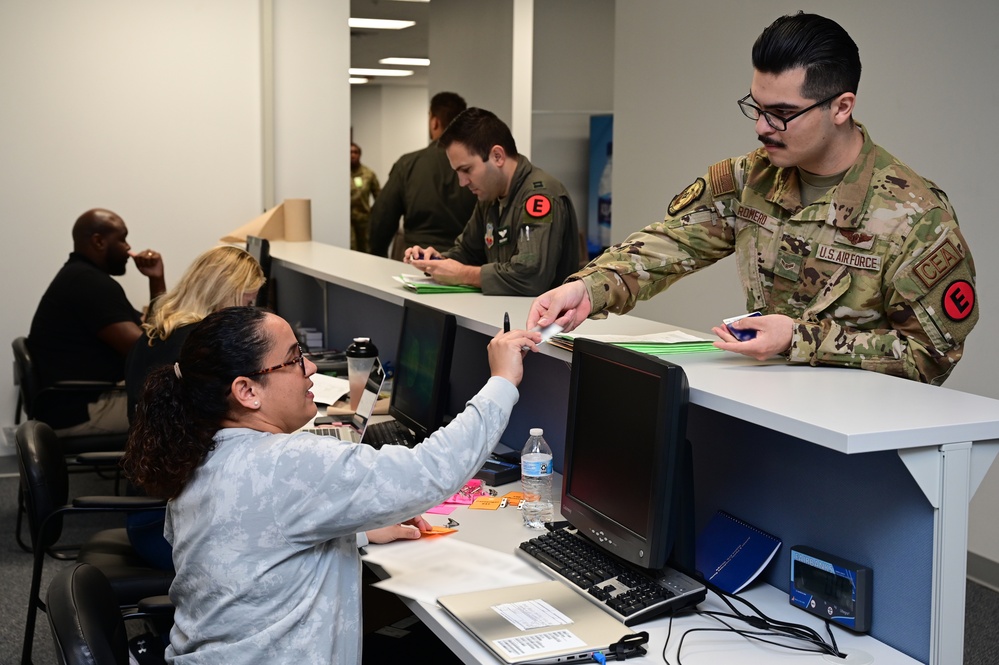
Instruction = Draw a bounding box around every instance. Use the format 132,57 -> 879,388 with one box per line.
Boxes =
444,156 -> 580,296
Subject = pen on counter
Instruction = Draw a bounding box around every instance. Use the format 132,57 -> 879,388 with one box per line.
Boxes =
503,312 -> 510,333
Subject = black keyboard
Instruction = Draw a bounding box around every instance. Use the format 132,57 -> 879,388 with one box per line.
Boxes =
517,527 -> 706,626
363,420 -> 417,448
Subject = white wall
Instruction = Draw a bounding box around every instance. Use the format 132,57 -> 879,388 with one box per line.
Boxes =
0,0 -> 349,429
429,0 -> 514,122
350,85 -> 429,214
612,0 -> 999,565
532,0 -> 614,237
272,1 -> 350,247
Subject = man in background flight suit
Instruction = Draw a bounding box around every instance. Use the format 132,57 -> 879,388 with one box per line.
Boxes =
405,107 -> 580,296
368,92 -> 476,260
527,12 -> 976,384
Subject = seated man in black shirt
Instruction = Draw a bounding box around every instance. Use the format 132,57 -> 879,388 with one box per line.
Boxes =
28,208 -> 166,435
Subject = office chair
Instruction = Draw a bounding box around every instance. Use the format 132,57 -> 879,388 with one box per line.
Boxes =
47,563 -> 173,665
11,336 -> 128,551
16,420 -> 174,665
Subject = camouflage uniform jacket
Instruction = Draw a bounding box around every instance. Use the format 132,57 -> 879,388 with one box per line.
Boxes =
349,164 -> 381,224
443,156 -> 580,296
574,125 -> 977,384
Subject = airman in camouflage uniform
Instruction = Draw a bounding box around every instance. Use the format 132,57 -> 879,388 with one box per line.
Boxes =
575,125 -> 976,384
350,142 -> 381,253
528,13 -> 977,385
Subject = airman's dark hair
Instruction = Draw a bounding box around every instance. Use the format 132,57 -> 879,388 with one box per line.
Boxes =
439,107 -> 518,161
752,12 -> 861,103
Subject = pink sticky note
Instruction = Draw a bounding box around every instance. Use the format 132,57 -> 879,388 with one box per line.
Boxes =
427,504 -> 457,515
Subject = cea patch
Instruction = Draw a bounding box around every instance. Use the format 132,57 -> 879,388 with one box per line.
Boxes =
668,178 -> 705,217
943,280 -> 975,321
525,194 -> 552,219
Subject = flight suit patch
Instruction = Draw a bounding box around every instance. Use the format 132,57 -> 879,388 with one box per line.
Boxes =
913,239 -> 962,290
816,244 -> 882,272
484,222 -> 494,248
668,178 -> 704,216
497,227 -> 511,245
525,194 -> 552,218
943,280 -> 975,321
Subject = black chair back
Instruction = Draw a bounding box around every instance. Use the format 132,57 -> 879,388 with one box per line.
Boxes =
47,563 -> 130,665
12,337 -> 40,421
16,420 -> 70,549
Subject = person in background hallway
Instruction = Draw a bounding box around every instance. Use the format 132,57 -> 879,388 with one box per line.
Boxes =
404,107 -> 580,296
349,142 -> 381,253
368,91 -> 477,260
528,12 -> 977,385
28,208 -> 166,435
122,306 -> 540,662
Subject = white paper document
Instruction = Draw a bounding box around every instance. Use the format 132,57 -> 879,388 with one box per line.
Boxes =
491,599 -> 573,631
309,372 -> 349,406
362,538 -> 547,604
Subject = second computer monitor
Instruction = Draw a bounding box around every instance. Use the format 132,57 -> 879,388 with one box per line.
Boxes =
389,299 -> 457,440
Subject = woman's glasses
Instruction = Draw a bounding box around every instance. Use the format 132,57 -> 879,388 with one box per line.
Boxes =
247,345 -> 307,377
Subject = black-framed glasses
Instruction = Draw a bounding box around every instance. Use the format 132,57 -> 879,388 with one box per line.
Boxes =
247,345 -> 306,377
738,91 -> 846,131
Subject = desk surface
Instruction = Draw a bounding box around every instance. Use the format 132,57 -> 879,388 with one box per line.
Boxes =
366,480 -> 920,665
272,240 -> 999,455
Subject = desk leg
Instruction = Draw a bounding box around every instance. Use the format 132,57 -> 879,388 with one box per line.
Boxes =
932,441 -> 972,665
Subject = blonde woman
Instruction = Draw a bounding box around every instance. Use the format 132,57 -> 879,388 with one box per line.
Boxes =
123,245 -> 264,569
125,245 -> 265,420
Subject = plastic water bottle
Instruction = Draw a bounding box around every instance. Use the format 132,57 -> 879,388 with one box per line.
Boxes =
597,142 -> 613,249
521,428 -> 554,529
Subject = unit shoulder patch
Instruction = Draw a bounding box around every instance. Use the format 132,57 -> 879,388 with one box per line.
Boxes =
525,194 -> 552,219
667,178 -> 705,217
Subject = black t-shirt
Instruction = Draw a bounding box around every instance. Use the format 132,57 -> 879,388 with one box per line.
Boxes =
124,324 -> 196,424
28,253 -> 141,427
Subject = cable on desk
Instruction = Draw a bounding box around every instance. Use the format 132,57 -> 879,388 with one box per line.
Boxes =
665,582 -> 845,664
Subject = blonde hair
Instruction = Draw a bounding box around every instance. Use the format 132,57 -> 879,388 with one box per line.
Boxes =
144,245 -> 266,343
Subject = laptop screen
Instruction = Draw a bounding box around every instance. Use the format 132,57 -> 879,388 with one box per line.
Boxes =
351,359 -> 386,432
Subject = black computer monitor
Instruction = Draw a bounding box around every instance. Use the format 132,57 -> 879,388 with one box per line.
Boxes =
560,338 -> 694,571
245,235 -> 272,308
389,299 -> 457,440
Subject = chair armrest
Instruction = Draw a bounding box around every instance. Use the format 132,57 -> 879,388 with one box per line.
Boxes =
74,451 -> 124,466
51,380 -> 124,390
72,495 -> 166,510
137,595 -> 175,615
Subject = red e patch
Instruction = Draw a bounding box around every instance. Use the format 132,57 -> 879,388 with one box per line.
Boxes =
943,280 -> 975,321
525,194 -> 551,218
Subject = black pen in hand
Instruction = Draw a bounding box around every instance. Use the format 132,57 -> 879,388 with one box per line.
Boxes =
503,312 -> 510,333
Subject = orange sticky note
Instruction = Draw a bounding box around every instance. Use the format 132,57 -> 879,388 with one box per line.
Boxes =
469,496 -> 503,510
503,491 -> 524,503
419,525 -> 457,537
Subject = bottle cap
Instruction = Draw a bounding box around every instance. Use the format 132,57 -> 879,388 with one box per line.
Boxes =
346,337 -> 378,358
530,428 -> 543,436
